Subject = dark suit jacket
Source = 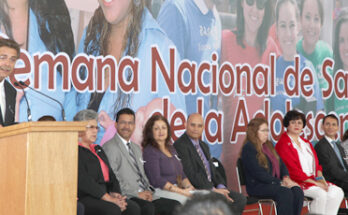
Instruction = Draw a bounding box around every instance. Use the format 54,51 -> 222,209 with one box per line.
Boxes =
314,137 -> 348,187
0,80 -> 16,126
174,132 -> 226,189
78,145 -> 121,200
241,141 -> 289,196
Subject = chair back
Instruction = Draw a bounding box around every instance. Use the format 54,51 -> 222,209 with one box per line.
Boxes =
236,158 -> 246,193
212,157 -> 227,184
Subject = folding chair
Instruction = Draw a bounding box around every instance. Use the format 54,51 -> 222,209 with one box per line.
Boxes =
236,158 -> 277,215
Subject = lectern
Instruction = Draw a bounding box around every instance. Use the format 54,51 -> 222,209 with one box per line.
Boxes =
0,121 -> 86,215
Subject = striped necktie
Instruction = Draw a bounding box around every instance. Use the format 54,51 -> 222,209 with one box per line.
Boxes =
194,143 -> 212,181
332,141 -> 347,172
127,142 -> 149,190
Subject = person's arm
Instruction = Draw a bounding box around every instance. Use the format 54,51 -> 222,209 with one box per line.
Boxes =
174,138 -> 213,189
315,141 -> 348,182
143,146 -> 173,189
78,148 -> 108,199
102,142 -> 139,197
279,157 -> 289,179
241,142 -> 281,185
181,178 -> 194,189
163,181 -> 193,197
275,137 -> 312,183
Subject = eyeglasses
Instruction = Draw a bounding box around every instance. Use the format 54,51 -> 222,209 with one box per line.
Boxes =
86,125 -> 100,130
259,129 -> 269,133
245,0 -> 267,10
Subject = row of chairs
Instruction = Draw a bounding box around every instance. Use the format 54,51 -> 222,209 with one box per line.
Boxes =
214,157 -> 347,214
235,158 -> 312,215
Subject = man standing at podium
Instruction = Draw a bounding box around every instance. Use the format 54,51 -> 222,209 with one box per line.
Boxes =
0,37 -> 19,127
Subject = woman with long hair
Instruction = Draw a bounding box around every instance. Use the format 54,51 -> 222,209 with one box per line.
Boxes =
241,117 -> 303,215
276,110 -> 344,214
66,0 -> 185,145
296,0 -> 333,112
142,114 -> 195,204
0,0 -> 74,121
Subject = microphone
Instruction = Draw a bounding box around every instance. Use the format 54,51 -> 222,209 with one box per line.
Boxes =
14,82 -> 32,122
18,81 -> 66,121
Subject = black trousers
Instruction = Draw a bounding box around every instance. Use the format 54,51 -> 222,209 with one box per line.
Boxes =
226,190 -> 247,215
250,185 -> 304,215
130,197 -> 180,215
338,180 -> 348,195
77,201 -> 85,215
80,196 -> 141,215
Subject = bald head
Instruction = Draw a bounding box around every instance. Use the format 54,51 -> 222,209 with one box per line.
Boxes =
186,113 -> 204,140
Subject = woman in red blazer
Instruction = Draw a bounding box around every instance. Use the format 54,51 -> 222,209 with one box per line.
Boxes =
275,110 -> 343,215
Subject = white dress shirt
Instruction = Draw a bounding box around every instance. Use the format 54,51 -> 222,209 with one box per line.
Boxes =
289,135 -> 315,176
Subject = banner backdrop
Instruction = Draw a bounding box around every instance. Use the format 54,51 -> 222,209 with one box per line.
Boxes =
3,0 -> 348,190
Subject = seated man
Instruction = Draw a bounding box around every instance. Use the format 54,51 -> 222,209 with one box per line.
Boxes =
174,113 -> 246,215
103,108 -> 180,215
315,114 -> 348,194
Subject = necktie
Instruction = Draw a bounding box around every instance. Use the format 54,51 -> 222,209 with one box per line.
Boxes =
194,143 -> 211,181
127,142 -> 148,190
332,141 -> 347,172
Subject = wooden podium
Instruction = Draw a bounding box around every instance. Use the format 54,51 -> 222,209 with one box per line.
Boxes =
0,121 -> 86,215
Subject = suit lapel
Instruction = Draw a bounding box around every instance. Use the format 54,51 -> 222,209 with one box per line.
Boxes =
324,138 -> 346,170
184,133 -> 207,172
114,134 -> 140,174
337,142 -> 348,170
4,80 -> 16,124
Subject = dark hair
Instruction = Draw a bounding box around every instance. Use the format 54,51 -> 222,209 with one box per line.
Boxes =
175,192 -> 233,215
141,114 -> 171,149
276,0 -> 300,24
235,0 -> 274,56
322,114 -> 339,125
283,110 -> 306,128
342,129 -> 348,142
115,108 -> 135,122
0,0 -> 74,59
244,118 -> 279,169
299,0 -> 324,25
0,37 -> 20,58
38,115 -> 56,121
83,0 -> 145,114
334,9 -> 348,72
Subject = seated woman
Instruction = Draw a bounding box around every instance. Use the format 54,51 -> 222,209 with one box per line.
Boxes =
142,114 -> 195,204
74,109 -> 140,215
241,118 -> 304,215
275,110 -> 344,215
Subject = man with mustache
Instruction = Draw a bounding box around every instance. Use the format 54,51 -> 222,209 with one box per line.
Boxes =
174,113 -> 246,215
0,37 -> 19,127
103,108 -> 180,215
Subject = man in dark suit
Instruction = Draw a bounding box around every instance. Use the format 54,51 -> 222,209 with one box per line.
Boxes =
0,37 -> 19,126
174,113 -> 246,215
315,114 -> 348,194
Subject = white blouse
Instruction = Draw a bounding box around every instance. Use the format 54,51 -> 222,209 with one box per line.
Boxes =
289,136 -> 315,176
